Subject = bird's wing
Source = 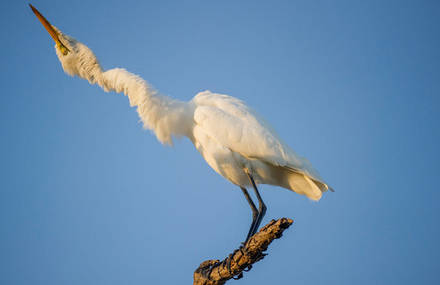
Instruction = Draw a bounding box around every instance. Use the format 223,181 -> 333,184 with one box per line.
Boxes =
192,91 -> 327,185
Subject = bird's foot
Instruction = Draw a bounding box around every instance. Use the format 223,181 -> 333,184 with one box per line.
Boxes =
243,265 -> 252,272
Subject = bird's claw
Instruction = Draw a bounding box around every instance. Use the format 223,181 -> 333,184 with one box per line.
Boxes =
232,272 -> 243,280
243,265 -> 252,272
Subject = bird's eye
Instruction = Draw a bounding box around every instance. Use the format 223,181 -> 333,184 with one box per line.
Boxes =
57,42 -> 69,56
60,45 -> 69,56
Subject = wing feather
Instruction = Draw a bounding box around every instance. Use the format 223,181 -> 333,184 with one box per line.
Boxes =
192,91 -> 329,187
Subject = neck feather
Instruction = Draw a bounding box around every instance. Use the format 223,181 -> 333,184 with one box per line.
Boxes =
57,39 -> 192,145
100,68 -> 192,145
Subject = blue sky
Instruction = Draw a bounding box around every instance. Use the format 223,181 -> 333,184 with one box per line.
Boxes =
1,1 -> 439,284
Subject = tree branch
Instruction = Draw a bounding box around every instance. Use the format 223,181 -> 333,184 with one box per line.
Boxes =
193,218 -> 293,285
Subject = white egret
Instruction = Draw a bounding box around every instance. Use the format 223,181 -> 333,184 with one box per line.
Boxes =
30,4 -> 333,242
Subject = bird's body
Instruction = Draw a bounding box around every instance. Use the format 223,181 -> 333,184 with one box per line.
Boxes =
191,91 -> 329,200
30,4 -> 332,241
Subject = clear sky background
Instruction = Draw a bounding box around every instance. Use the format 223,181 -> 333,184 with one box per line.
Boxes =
1,1 -> 439,284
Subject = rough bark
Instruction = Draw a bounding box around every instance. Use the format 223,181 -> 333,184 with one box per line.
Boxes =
193,218 -> 293,285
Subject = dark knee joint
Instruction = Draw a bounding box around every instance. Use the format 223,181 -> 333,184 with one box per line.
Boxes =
260,203 -> 267,214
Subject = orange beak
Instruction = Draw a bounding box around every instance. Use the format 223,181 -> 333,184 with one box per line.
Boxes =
29,4 -> 70,55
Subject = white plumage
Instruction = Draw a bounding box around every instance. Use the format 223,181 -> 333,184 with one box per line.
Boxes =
30,5 -> 332,241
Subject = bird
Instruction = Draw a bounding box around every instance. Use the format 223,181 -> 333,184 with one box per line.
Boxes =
30,4 -> 333,242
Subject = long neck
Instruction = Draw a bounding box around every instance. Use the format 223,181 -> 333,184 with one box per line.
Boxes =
99,68 -> 192,145
56,38 -> 192,145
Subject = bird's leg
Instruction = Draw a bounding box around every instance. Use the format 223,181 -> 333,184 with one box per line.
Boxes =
246,173 -> 267,237
240,187 -> 258,243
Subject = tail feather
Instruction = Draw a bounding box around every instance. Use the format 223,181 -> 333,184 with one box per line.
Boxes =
282,166 -> 333,200
261,162 -> 333,201
285,172 -> 324,200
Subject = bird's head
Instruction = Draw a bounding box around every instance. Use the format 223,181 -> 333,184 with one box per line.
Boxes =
30,4 -> 102,83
